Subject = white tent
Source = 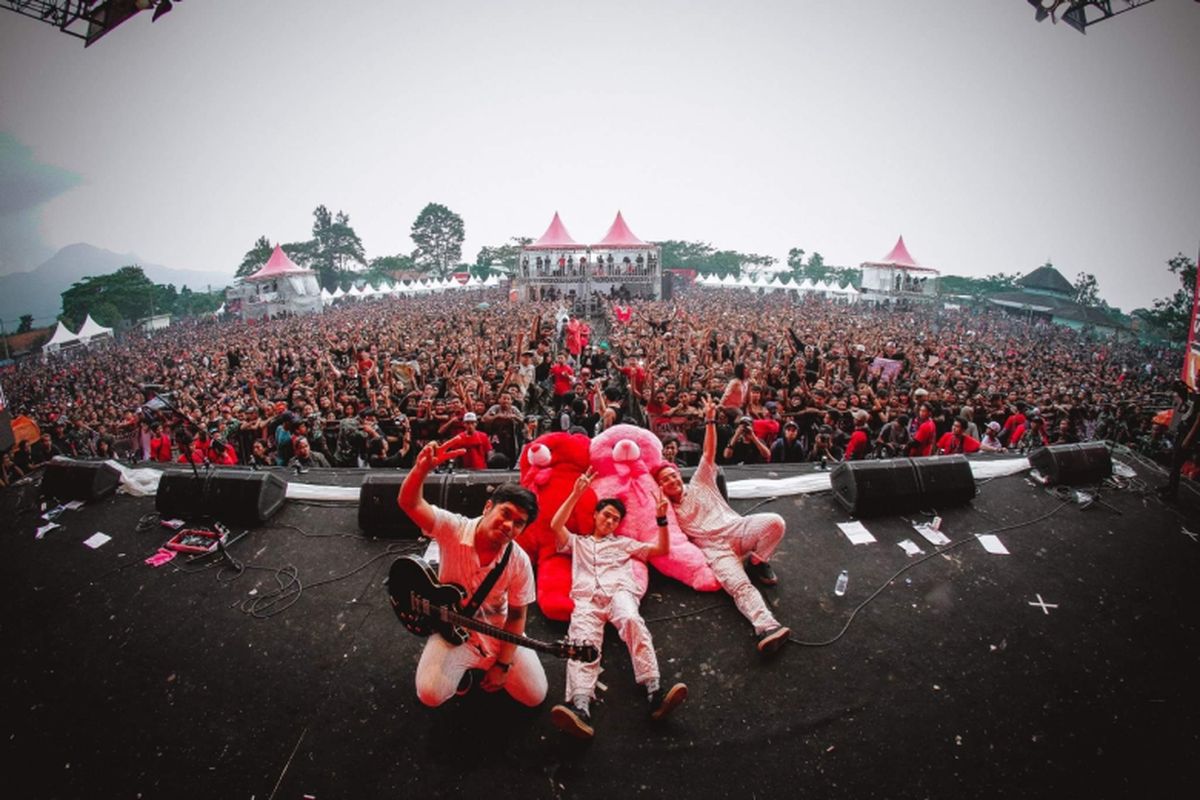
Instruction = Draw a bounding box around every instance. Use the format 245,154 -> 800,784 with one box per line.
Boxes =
320,288 -> 334,305
331,286 -> 346,299
43,321 -> 80,353
77,314 -> 114,343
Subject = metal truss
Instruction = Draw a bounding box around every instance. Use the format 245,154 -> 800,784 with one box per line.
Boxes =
1028,0 -> 1161,33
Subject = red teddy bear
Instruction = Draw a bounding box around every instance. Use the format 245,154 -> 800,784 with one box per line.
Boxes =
517,431 -> 596,622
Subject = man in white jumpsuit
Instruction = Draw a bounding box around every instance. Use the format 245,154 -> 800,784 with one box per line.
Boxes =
397,435 -> 548,708
655,398 -> 791,656
549,469 -> 687,739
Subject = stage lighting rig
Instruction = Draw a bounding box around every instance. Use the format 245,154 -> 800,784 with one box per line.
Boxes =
0,0 -> 181,47
1025,0 -> 1161,33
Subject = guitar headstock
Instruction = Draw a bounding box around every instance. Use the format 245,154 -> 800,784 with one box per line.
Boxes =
556,639 -> 600,663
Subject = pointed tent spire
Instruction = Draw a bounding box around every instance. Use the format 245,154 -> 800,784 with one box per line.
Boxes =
594,211 -> 647,248
248,244 -> 312,280
529,212 -> 582,249
880,236 -> 919,268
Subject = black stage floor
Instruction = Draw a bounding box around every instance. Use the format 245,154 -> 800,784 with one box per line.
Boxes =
2,453 -> 1199,800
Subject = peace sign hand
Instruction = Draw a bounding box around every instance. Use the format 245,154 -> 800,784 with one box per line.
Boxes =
416,435 -> 466,471
574,467 -> 596,495
655,490 -> 668,518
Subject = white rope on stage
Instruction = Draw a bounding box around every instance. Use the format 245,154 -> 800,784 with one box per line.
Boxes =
97,456 -> 1038,505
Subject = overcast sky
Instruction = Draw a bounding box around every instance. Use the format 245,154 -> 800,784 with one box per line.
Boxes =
1,0 -> 1198,311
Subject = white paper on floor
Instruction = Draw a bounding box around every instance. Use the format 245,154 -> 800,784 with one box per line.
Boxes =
83,532 -> 112,549
837,521 -> 876,545
975,533 -> 1009,555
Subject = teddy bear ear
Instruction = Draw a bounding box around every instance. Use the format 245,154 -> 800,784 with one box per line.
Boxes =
612,439 -> 641,463
528,443 -> 552,467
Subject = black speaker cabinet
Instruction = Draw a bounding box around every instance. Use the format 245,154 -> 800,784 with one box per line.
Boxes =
359,470 -> 523,536
359,466 -> 725,536
40,459 -> 122,503
156,470 -> 287,525
830,455 -> 975,517
1027,442 -> 1112,486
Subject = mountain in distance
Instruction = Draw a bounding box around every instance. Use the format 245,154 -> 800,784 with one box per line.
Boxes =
0,243 -> 235,328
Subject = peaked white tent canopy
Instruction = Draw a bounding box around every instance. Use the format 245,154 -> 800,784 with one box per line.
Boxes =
43,321 -> 80,352
77,314 -> 114,342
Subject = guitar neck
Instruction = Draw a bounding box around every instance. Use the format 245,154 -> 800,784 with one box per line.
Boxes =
439,606 -> 559,657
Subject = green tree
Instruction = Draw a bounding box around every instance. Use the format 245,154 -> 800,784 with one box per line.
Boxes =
786,247 -> 806,272
17,314 -> 33,333
61,265 -> 160,328
475,236 -> 532,277
1140,253 -> 1197,341
411,203 -> 465,277
311,205 -> 367,289
1074,272 -> 1101,307
236,235 -> 274,278
363,254 -> 417,288
658,240 -> 716,271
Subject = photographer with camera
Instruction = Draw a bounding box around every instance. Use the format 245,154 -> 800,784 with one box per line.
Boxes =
723,414 -> 770,465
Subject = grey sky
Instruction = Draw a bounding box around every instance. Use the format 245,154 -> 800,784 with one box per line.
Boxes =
1,0 -> 1198,311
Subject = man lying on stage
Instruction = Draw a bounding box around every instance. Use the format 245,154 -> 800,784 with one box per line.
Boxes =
396,435 -> 548,707
654,397 -> 791,656
548,468 -> 687,740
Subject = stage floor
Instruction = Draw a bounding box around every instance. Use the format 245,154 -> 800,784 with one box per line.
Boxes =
2,452 -> 1198,800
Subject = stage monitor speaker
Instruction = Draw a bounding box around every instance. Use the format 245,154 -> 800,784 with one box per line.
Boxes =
359,466 -> 725,536
830,455 -> 975,517
359,470 -> 523,536
1027,442 -> 1112,486
156,470 -> 288,525
40,459 -> 122,503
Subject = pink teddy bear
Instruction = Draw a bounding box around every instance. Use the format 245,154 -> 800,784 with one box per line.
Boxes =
589,424 -> 720,593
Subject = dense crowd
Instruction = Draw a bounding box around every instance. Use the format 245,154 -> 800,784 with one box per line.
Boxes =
0,287 -> 1184,487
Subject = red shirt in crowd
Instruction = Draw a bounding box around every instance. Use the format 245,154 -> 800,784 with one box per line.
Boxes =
910,419 -> 937,457
936,432 -> 980,455
149,434 -> 174,462
550,362 -> 574,397
457,429 -> 492,470
845,428 -> 870,460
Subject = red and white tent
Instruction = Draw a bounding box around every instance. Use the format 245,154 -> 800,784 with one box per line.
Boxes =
592,211 -> 648,248
527,212 -> 584,250
246,244 -> 314,280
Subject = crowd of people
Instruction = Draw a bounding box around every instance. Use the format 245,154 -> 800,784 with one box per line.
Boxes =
0,286 -> 1186,487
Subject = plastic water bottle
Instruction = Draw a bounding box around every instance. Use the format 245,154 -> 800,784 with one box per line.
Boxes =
834,569 -> 848,596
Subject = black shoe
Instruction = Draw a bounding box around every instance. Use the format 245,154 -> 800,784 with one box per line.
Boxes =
756,625 -> 790,656
649,682 -> 688,722
745,558 -> 778,586
454,670 -> 475,697
551,703 -> 594,740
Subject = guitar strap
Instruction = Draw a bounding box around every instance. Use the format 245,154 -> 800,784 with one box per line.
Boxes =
459,541 -> 513,620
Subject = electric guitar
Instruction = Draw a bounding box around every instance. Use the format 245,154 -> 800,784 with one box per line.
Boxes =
387,555 -> 599,663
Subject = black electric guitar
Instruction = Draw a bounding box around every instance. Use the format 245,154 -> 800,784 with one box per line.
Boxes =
387,555 -> 599,663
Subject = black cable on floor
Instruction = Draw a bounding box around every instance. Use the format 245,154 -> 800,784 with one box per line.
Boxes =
787,500 -> 1072,648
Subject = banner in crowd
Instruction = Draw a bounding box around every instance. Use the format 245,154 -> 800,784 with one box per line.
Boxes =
1184,247 -> 1200,391
871,357 -> 903,384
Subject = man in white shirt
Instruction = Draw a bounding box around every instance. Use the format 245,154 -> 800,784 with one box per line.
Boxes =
654,398 -> 791,656
548,468 -> 687,739
397,435 -> 547,707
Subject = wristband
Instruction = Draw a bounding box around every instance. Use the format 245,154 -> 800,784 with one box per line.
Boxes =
656,516 -> 669,527
494,661 -> 511,672
706,419 -> 717,426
